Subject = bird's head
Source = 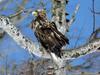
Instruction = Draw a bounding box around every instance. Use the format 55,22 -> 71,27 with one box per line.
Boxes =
32,9 -> 46,18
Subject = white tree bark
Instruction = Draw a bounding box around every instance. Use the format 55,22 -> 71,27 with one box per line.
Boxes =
68,3 -> 80,27
51,0 -> 80,34
64,39 -> 100,59
0,16 -> 38,57
51,0 -> 67,34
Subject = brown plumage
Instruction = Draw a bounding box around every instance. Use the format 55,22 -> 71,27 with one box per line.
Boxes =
31,9 -> 69,58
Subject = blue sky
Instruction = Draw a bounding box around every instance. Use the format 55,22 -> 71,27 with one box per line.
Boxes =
0,0 -> 100,67
67,0 -> 100,48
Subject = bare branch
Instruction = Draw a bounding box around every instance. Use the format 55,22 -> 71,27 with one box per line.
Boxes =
51,0 -> 80,34
89,28 -> 100,41
91,10 -> 100,15
92,0 -> 96,33
0,16 -> 40,57
9,8 -> 33,19
68,3 -> 80,27
51,0 -> 67,34
63,38 -> 100,59
89,0 -> 99,41
94,12 -> 100,15
9,10 -> 24,19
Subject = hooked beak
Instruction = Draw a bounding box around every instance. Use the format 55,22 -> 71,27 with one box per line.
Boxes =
32,11 -> 38,16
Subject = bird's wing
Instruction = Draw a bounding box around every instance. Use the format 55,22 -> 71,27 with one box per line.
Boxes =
48,22 -> 69,45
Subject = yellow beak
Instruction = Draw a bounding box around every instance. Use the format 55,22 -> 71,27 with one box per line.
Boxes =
32,11 -> 38,16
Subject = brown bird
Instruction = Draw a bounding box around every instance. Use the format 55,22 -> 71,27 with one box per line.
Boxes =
30,9 -> 69,58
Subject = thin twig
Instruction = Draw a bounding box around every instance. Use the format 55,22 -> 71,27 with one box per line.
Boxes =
74,23 -> 86,48
92,0 -> 96,33
68,3 -> 80,27
9,10 -> 24,19
90,9 -> 100,15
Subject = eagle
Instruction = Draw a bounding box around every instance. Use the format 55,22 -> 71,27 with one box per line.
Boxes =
30,9 -> 69,58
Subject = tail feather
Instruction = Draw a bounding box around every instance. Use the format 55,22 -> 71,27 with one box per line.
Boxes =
51,46 -> 63,58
